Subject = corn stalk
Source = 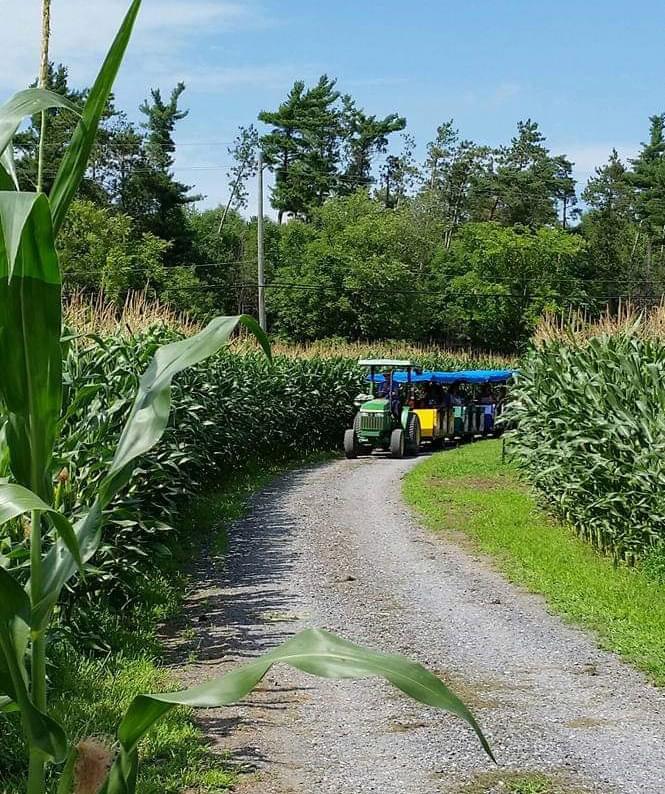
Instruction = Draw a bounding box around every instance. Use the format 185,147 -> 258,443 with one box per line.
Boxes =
37,0 -> 51,194
0,3 -> 492,791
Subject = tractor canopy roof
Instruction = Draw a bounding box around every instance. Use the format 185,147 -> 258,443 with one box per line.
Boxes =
369,369 -> 516,384
358,358 -> 420,369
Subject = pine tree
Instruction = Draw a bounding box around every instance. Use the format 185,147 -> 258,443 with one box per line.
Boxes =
14,62 -> 149,207
583,149 -> 634,217
474,119 -> 576,228
14,63 -> 84,193
582,149 -> 644,301
629,114 -> 665,243
379,134 -> 420,208
423,121 -> 490,246
340,97 -> 406,192
259,75 -> 341,221
226,124 -> 260,212
259,77 -> 405,220
122,83 -> 198,265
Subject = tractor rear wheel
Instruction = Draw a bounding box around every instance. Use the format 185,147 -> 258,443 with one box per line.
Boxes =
390,428 -> 405,459
406,413 -> 421,455
344,429 -> 358,459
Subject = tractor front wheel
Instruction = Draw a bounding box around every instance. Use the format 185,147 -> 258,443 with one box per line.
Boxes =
344,429 -> 359,459
390,428 -> 405,459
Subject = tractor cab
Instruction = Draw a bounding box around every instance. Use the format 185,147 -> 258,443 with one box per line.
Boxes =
344,359 -> 422,459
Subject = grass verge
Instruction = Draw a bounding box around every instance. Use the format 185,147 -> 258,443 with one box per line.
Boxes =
403,440 -> 665,686
458,770 -> 587,794
0,455 -> 329,794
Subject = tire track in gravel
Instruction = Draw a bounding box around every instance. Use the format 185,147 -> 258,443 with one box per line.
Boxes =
166,455 -> 665,794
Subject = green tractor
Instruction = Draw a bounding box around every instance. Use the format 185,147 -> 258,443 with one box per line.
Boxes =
344,359 -> 422,459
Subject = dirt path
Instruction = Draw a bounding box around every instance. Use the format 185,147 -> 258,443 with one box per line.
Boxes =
167,455 -> 665,794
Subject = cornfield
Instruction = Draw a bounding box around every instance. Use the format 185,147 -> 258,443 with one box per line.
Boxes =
506,306 -> 665,562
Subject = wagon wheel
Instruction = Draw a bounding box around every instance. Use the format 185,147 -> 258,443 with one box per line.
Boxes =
406,413 -> 421,455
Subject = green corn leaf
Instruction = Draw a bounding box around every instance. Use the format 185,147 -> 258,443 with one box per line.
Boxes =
55,747 -> 79,794
0,565 -> 25,703
0,147 -> 17,190
0,88 -> 77,158
104,628 -> 492,793
0,695 -> 18,713
0,483 -> 82,571
36,316 -> 270,628
0,192 -> 62,500
0,568 -> 67,761
57,382 -> 106,430
0,419 -> 9,479
50,0 -> 142,234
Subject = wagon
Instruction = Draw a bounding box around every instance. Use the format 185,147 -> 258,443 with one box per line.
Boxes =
410,369 -> 514,445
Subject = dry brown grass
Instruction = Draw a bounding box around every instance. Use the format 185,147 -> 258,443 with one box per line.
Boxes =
64,290 -> 199,336
535,300 -> 665,345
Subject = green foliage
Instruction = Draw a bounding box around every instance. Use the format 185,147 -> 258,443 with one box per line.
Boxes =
505,333 -> 665,560
269,191 -> 436,340
1,588 -> 236,794
57,199 -> 168,300
404,441 -> 665,686
643,545 -> 665,584
268,195 -> 587,349
629,113 -> 665,241
121,83 -> 197,267
427,222 -> 587,348
472,120 -> 576,228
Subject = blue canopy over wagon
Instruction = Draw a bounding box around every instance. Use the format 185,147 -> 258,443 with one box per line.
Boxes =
370,369 -> 515,384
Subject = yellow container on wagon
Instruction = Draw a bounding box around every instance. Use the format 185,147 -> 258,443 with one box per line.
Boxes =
414,408 -> 438,438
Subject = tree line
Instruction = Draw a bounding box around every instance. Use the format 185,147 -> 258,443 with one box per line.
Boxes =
17,67 -> 665,350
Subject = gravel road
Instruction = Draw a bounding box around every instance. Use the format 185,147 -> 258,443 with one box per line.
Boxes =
169,454 -> 665,794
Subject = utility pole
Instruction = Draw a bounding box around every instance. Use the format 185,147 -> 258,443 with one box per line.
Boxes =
257,150 -> 267,332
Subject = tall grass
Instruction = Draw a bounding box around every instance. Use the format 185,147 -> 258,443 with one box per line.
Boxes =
507,305 -> 665,562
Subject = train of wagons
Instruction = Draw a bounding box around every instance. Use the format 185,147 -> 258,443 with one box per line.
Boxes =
344,359 -> 515,459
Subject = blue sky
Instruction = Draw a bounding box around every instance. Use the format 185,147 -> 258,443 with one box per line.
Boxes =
3,0 -> 665,211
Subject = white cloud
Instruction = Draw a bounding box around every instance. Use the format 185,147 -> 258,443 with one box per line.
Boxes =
560,143 -> 638,188
491,81 -> 521,105
0,0 -> 271,91
564,143 -> 637,173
